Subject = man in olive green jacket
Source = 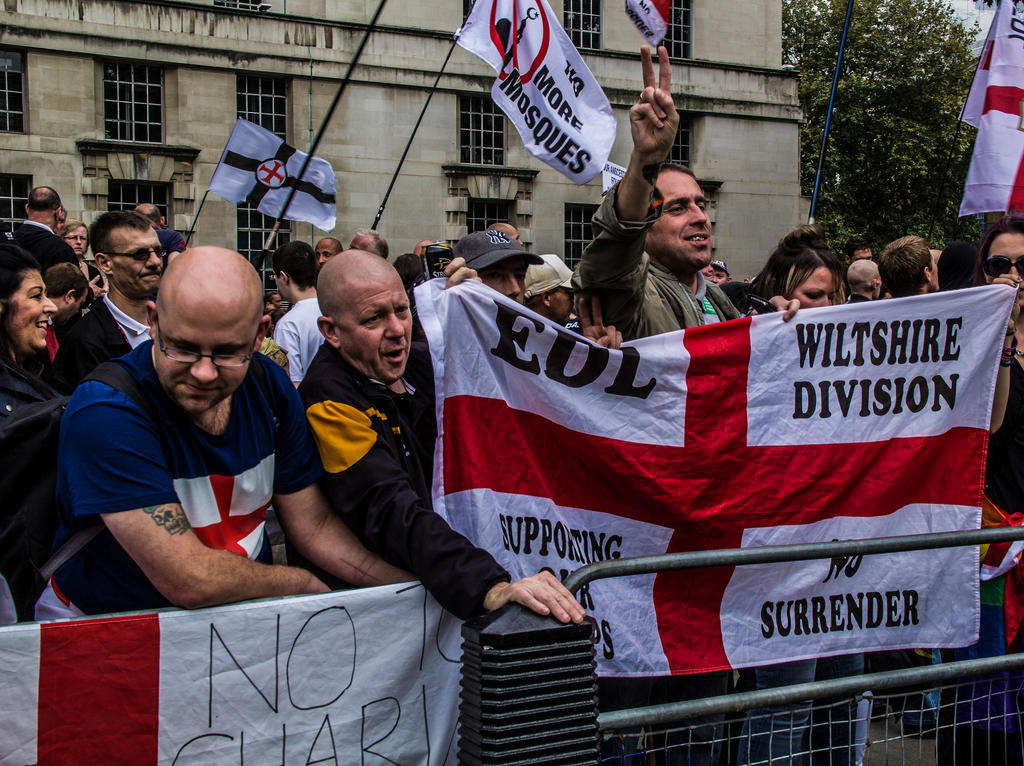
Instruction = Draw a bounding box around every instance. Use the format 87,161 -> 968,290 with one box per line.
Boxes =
578,48 -> 795,340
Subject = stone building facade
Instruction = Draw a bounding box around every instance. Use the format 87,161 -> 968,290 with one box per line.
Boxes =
1,0 -> 804,282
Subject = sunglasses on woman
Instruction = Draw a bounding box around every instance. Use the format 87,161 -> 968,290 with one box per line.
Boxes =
983,256 -> 1024,278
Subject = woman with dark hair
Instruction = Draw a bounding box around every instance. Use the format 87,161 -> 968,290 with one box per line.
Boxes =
0,242 -> 59,418
945,214 -> 1024,764
750,224 -> 847,309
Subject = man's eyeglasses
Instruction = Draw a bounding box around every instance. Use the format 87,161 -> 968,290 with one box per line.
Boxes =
157,333 -> 255,368
103,247 -> 166,262
983,256 -> 1024,278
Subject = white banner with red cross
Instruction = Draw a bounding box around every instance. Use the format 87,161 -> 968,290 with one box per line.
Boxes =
960,0 -> 1024,216
0,584 -> 461,765
416,280 -> 1015,676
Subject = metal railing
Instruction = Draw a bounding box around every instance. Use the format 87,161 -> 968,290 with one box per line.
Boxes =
459,527 -> 1024,764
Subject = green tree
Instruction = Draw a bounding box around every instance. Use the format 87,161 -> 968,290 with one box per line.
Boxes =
783,0 -> 981,249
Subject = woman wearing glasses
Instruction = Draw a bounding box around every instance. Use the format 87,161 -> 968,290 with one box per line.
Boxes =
61,218 -> 106,305
945,214 -> 1024,763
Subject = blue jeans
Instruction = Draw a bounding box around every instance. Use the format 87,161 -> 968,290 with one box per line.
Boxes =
737,654 -> 864,765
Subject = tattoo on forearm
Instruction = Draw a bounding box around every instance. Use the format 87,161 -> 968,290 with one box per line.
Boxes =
142,504 -> 191,536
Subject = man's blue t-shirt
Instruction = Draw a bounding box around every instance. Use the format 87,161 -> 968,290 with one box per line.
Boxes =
51,342 -> 322,615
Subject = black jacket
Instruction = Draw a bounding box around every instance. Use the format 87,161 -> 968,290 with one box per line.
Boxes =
13,222 -> 77,271
53,301 -> 131,391
0,356 -> 56,419
299,343 -> 509,619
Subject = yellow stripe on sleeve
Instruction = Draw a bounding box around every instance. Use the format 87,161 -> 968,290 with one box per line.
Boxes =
305,400 -> 380,473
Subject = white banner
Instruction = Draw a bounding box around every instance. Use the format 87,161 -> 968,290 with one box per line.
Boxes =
0,583 -> 461,764
960,0 -> 1024,216
457,0 -> 615,183
417,279 -> 1014,674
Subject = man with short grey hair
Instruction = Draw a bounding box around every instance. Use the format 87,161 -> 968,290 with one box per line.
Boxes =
349,228 -> 388,259
299,250 -> 586,623
846,259 -> 881,303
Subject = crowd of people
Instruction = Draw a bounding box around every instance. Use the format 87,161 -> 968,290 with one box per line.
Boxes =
1,44 -> 1023,764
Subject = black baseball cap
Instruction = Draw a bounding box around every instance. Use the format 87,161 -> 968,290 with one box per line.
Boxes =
454,230 -> 543,271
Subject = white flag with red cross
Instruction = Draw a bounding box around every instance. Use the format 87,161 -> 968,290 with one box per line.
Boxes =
960,0 -> 1024,216
456,0 -> 615,184
208,118 -> 337,231
624,0 -> 672,45
416,279 -> 1015,676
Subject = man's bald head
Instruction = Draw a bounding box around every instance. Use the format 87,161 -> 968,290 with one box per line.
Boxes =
317,249 -> 412,389
134,203 -> 163,226
149,247 -> 268,424
318,249 -> 401,319
846,258 -> 879,294
486,221 -> 522,245
157,246 -> 263,326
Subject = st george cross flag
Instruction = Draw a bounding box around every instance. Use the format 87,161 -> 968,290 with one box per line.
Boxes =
416,279 -> 1015,675
457,0 -> 615,184
208,118 -> 337,231
960,0 -> 1024,216
0,584 -> 461,764
624,0 -> 672,45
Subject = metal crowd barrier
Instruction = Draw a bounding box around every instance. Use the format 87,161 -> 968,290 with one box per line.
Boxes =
458,527 -> 1024,765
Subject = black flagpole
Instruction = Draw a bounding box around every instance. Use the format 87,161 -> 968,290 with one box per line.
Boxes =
808,0 -> 855,224
182,188 -> 209,249
372,39 -> 458,230
256,0 -> 389,271
926,90 -> 970,241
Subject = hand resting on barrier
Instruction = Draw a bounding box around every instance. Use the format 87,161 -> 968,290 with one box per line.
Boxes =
483,571 -> 586,623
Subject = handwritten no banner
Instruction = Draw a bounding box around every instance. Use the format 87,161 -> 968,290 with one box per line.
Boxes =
0,584 -> 461,764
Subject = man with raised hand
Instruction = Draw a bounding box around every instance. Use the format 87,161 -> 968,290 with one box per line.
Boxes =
38,247 -> 408,619
299,250 -> 585,623
578,47 -> 797,340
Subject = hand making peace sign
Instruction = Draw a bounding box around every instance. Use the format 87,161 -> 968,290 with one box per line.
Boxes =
630,45 -> 679,167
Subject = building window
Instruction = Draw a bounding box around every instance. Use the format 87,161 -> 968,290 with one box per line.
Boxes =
564,0 -> 601,50
467,200 -> 510,234
664,0 -> 693,60
670,119 -> 691,166
238,205 -> 290,288
0,174 -> 30,230
107,181 -> 170,219
237,75 -> 287,139
564,203 -> 598,269
103,62 -> 163,143
460,96 -> 505,166
0,50 -> 25,133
